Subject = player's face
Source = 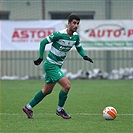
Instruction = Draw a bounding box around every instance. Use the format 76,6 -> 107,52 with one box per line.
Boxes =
68,19 -> 80,32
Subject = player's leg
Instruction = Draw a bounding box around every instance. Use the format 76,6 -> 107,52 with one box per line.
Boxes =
23,82 -> 55,118
42,82 -> 55,94
58,76 -> 70,92
58,76 -> 70,107
28,82 -> 55,108
56,76 -> 71,119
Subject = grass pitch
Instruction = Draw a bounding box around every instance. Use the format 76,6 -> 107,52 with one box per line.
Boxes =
0,79 -> 132,133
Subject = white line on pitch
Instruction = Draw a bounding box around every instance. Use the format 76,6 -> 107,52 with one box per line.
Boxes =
0,113 -> 133,116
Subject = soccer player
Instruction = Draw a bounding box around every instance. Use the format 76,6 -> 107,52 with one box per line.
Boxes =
22,13 -> 93,119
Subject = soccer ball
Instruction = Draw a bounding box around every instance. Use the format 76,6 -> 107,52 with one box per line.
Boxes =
102,106 -> 117,120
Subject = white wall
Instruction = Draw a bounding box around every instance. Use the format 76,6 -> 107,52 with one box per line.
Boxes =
45,0 -> 106,19
0,0 -> 42,20
111,0 -> 132,19
0,0 -> 132,20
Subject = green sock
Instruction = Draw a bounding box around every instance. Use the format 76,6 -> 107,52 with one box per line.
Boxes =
29,90 -> 45,108
58,90 -> 68,107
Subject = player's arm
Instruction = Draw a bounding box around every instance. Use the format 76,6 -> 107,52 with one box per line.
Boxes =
34,32 -> 60,65
33,38 -> 49,65
75,37 -> 93,63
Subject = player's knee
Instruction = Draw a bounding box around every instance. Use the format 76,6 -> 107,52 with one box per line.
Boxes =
45,90 -> 52,95
42,88 -> 52,95
64,83 -> 71,92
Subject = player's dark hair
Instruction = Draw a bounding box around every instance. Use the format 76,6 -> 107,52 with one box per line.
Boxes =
68,13 -> 80,22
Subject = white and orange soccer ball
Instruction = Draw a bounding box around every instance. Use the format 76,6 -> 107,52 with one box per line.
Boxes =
102,106 -> 117,120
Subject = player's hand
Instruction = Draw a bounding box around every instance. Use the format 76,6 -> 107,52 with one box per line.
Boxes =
33,58 -> 43,65
83,56 -> 93,63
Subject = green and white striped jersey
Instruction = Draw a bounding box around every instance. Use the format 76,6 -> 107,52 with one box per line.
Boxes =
39,28 -> 86,66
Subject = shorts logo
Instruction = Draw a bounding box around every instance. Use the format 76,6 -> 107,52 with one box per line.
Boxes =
58,72 -> 62,76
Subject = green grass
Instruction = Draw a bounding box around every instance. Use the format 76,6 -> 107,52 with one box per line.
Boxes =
0,80 -> 133,133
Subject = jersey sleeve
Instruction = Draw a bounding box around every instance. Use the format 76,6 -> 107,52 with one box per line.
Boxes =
75,36 -> 87,57
75,35 -> 81,48
39,31 -> 61,59
39,38 -> 49,58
